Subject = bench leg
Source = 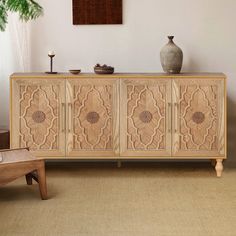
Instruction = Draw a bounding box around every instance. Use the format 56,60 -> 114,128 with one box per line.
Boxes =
37,162 -> 47,200
25,173 -> 33,185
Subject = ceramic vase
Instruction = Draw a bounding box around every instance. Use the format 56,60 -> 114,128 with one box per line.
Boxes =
160,36 -> 183,74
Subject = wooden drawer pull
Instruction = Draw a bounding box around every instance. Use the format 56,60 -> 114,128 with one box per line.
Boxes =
168,102 -> 172,133
68,103 -> 72,133
174,102 -> 179,133
61,103 -> 65,132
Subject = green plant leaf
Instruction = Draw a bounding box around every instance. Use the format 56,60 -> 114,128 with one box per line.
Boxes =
0,1 -> 8,31
0,0 -> 43,31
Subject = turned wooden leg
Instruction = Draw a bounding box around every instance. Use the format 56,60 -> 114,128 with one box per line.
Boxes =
211,159 -> 216,167
215,159 -> 223,177
25,173 -> 33,185
37,162 -> 47,200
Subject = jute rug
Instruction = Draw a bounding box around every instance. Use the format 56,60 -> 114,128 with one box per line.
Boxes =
0,162 -> 235,236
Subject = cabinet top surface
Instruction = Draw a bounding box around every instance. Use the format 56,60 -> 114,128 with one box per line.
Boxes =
11,72 -> 226,79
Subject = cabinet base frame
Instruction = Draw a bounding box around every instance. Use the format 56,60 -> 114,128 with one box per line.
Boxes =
43,156 -> 226,177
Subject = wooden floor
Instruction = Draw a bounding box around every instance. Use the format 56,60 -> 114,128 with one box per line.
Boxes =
0,162 -> 236,236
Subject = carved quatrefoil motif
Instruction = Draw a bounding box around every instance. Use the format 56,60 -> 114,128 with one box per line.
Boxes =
192,111 -> 205,124
32,111 -> 46,123
139,111 -> 153,123
86,111 -> 100,124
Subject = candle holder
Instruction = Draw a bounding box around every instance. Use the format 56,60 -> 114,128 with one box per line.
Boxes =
45,54 -> 57,74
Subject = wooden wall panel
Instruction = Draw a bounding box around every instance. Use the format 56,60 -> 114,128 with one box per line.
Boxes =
73,0 -> 122,25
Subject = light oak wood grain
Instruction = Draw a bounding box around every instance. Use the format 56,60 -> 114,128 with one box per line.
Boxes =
11,78 -> 66,157
10,73 -> 227,177
0,148 -> 47,199
11,72 -> 226,79
120,78 -> 172,157
172,78 -> 225,157
66,78 -> 119,157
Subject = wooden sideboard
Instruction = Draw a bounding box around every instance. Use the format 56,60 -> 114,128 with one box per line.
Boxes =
10,73 -> 227,176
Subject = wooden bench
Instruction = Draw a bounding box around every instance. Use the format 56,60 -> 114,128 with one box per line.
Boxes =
0,129 -> 10,149
0,148 -> 47,200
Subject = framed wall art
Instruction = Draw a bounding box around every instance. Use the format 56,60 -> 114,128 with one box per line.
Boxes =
72,0 -> 122,25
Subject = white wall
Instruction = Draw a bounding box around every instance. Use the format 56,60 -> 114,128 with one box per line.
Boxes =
31,0 -> 236,76
0,16 -> 30,129
2,0 -> 236,163
0,29 -> 13,129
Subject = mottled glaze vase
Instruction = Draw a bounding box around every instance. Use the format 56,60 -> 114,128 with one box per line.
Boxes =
160,36 -> 183,74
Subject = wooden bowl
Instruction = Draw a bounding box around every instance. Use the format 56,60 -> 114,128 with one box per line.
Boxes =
69,69 -> 81,75
94,66 -> 114,74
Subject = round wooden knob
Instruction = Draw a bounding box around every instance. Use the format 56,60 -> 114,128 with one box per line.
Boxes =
139,111 -> 153,123
86,112 -> 100,124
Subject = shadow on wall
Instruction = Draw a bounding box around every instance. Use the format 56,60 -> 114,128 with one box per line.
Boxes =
182,56 -> 201,72
226,96 -> 236,167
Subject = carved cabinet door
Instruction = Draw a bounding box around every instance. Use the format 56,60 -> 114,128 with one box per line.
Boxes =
120,79 -> 172,157
66,79 -> 119,157
11,79 -> 66,157
172,79 -> 225,157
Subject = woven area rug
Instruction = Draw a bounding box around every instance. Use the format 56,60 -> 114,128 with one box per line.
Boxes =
0,162 -> 236,236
